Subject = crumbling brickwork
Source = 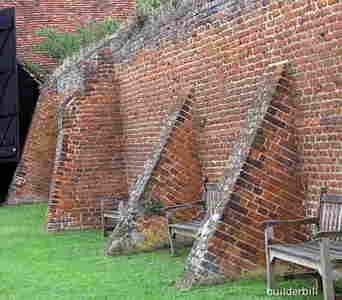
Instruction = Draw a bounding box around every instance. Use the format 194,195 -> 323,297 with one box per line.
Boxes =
47,48 -> 128,231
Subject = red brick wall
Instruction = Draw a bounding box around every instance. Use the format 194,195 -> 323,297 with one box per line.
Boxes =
47,48 -> 128,231
112,0 -> 342,215
185,64 -> 308,280
125,98 -> 204,250
115,45 -> 232,187
7,0 -> 342,277
0,0 -> 135,71
145,99 -> 203,221
111,0 -> 342,276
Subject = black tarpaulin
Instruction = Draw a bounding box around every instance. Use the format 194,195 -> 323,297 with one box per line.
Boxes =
0,7 -> 19,162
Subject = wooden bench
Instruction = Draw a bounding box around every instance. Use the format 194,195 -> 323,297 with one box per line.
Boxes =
263,188 -> 342,300
101,197 -> 128,236
166,182 -> 223,255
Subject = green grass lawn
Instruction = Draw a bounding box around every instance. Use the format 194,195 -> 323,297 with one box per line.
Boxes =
0,204 -> 323,300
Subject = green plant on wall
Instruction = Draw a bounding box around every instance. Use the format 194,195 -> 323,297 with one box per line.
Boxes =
142,195 -> 164,216
137,0 -> 163,10
32,17 -> 121,60
77,16 -> 120,46
33,27 -> 80,60
136,0 -> 179,11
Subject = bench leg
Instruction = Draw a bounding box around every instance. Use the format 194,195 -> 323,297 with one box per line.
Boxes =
104,228 -> 109,237
265,226 -> 275,290
104,227 -> 114,237
320,238 -> 335,300
103,217 -> 115,237
321,272 -> 334,300
103,218 -> 106,237
266,257 -> 276,290
104,223 -> 109,237
315,275 -> 323,294
168,227 -> 177,256
103,216 -> 108,237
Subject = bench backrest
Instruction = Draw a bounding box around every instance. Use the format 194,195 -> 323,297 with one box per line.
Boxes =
101,196 -> 129,211
203,183 -> 223,216
319,190 -> 342,235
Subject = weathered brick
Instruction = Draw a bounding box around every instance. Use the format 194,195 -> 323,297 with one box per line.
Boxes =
6,0 -> 342,284
0,1 -> 135,72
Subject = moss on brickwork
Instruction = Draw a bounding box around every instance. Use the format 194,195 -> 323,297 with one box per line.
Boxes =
105,214 -> 169,255
138,216 -> 169,249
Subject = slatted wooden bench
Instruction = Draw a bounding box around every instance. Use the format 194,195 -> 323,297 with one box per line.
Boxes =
101,197 -> 128,236
102,210 -> 122,236
165,182 -> 223,255
263,188 -> 342,300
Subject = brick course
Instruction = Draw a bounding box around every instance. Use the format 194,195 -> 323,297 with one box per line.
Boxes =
0,0 -> 135,71
105,95 -> 203,255
144,98 -> 203,221
47,48 -> 128,231
183,63 -> 308,283
7,0 -> 342,280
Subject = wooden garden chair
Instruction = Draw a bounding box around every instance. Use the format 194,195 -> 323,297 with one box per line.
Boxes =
263,188 -> 342,300
165,182 -> 223,255
101,196 -> 128,236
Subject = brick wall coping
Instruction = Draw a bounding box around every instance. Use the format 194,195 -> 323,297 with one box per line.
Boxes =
45,0 -> 255,96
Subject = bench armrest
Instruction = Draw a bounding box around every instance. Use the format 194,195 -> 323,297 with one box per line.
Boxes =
264,217 -> 318,246
162,200 -> 205,211
262,217 -> 318,227
164,200 -> 205,225
313,231 -> 342,240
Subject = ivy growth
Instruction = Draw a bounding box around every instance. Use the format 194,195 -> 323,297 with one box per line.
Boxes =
32,17 -> 121,60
